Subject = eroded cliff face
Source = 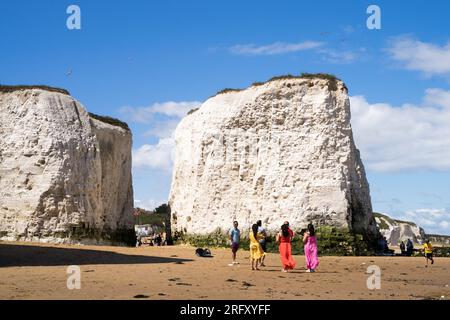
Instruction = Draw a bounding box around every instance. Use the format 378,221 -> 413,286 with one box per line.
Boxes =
0,87 -> 134,244
374,213 -> 425,244
169,77 -> 378,238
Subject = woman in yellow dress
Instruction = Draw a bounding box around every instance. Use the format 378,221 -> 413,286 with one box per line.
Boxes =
249,223 -> 265,270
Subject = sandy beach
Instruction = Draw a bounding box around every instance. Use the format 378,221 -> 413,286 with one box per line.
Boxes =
0,241 -> 449,300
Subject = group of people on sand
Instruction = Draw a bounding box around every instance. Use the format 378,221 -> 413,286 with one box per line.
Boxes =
399,239 -> 415,256
229,220 -> 319,273
375,236 -> 436,267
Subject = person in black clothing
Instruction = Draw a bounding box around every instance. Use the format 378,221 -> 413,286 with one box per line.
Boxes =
399,241 -> 406,255
406,239 -> 414,256
155,233 -> 162,246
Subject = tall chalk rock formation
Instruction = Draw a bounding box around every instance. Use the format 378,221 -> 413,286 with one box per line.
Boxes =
169,76 -> 378,239
0,86 -> 134,244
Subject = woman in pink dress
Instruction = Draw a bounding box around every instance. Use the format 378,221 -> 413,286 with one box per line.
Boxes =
303,223 -> 319,272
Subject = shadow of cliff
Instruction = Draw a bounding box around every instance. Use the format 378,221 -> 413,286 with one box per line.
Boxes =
0,243 -> 192,268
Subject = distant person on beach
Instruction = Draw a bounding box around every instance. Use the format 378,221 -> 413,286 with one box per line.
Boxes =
406,239 -> 414,256
400,241 -> 406,255
249,223 -> 265,270
256,220 -> 267,267
422,240 -> 434,267
382,237 -> 389,254
276,222 -> 296,272
303,223 -> 319,272
229,221 -> 240,266
377,236 -> 393,255
155,233 -> 162,246
377,237 -> 385,255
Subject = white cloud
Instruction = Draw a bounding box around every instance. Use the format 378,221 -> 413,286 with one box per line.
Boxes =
119,101 -> 201,123
143,119 -> 180,139
401,208 -> 450,235
341,25 -> 355,35
122,101 -> 201,171
228,40 -> 365,64
386,36 -> 450,76
350,88 -> 450,172
133,137 -> 176,172
318,48 -> 365,64
439,221 -> 449,229
229,41 -> 324,55
134,199 -> 165,211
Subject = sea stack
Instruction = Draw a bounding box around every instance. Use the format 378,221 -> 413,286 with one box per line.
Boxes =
169,75 -> 379,239
0,86 -> 134,244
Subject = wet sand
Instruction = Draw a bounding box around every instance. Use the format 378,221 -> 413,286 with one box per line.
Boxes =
0,241 -> 449,300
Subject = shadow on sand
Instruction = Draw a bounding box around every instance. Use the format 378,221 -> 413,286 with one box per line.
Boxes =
0,243 -> 193,268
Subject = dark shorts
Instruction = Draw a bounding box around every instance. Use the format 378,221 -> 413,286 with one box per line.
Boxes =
259,241 -> 267,252
231,242 -> 240,253
426,253 -> 433,259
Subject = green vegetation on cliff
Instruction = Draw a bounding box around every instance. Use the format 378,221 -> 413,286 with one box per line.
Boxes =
0,85 -> 70,95
213,72 -> 344,97
89,112 -> 131,131
174,226 -> 374,256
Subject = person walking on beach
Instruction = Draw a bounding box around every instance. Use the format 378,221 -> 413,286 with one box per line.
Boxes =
249,223 -> 265,270
276,222 -> 296,272
229,221 -> 240,266
422,239 -> 434,267
303,223 -> 319,272
256,220 -> 267,267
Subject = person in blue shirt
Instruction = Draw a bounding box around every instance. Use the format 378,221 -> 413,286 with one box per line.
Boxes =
229,221 -> 240,266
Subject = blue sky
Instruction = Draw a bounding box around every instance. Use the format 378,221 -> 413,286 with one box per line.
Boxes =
1,0 -> 450,235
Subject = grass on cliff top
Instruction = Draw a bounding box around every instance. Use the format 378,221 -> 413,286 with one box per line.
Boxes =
89,112 -> 131,131
0,85 -> 70,95
374,212 -> 417,227
264,72 -> 341,83
213,72 -> 343,97
373,212 -> 395,224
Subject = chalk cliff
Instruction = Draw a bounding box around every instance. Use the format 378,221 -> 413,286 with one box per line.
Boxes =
0,86 -> 134,244
169,75 -> 378,239
374,212 -> 426,244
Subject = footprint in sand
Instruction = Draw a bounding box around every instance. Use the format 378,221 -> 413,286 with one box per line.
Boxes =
168,278 -> 181,282
242,281 -> 255,287
226,279 -> 238,282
